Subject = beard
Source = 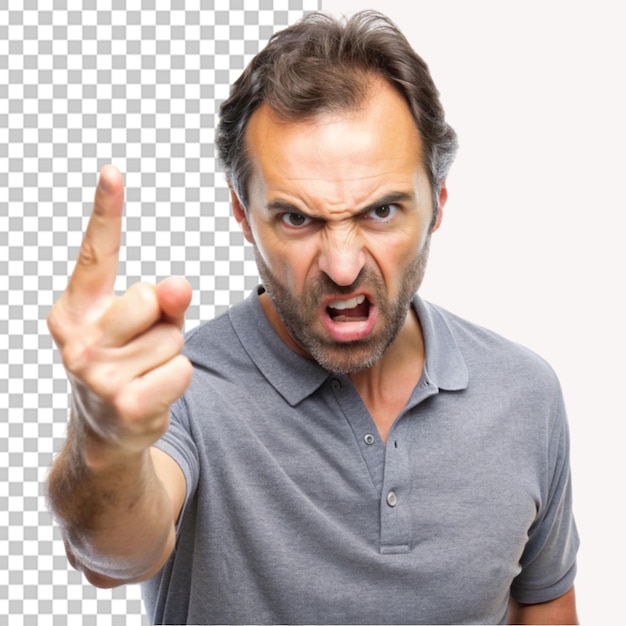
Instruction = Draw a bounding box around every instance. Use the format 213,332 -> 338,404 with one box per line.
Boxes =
254,237 -> 431,375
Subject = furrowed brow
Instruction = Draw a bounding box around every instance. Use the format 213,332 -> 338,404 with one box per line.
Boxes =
265,200 -> 306,214
356,191 -> 415,216
265,200 -> 323,221
265,191 -> 415,218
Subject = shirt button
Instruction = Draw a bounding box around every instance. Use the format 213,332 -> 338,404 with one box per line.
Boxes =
330,378 -> 341,390
364,434 -> 375,445
386,491 -> 398,508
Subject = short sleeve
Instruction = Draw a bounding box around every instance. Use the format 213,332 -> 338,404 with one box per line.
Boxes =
510,394 -> 580,604
153,394 -> 200,532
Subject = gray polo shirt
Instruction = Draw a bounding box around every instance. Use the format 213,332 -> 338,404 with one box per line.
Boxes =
144,288 -> 578,625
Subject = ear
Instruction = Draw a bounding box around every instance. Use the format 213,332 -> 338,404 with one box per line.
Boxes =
230,189 -> 254,244
431,180 -> 448,233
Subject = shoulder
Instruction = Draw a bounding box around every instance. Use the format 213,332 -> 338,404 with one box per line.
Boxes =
182,294 -> 257,371
183,309 -> 234,360
434,301 -> 555,365
424,300 -> 562,397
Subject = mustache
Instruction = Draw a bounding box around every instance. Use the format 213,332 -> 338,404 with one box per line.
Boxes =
309,267 -> 384,298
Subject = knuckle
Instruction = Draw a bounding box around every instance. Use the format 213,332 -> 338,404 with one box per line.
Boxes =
114,387 -> 153,427
159,356 -> 193,405
47,295 -> 77,346
175,333 -> 185,356
47,303 -> 65,344
76,233 -> 120,271
129,281 -> 157,307
177,354 -> 193,383
89,369 -> 120,402
76,238 -> 99,269
165,324 -> 185,353
123,282 -> 160,324
150,323 -> 184,359
61,340 -> 91,376
66,353 -> 123,407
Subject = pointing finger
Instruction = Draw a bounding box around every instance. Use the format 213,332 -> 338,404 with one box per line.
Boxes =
67,165 -> 125,308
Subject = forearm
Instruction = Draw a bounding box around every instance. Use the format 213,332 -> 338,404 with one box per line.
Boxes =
47,411 -> 175,585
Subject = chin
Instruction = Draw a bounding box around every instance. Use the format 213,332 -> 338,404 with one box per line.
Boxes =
304,337 -> 392,375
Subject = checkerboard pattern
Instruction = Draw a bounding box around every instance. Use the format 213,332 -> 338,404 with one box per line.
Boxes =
0,1 -> 320,623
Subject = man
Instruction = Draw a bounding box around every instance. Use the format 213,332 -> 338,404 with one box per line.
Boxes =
46,11 -> 579,625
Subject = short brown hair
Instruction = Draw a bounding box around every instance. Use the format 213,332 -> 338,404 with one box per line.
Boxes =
216,10 -> 458,221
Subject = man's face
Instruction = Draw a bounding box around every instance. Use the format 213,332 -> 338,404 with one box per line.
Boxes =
234,79 -> 445,374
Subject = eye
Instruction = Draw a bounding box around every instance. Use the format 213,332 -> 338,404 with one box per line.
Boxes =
280,212 -> 313,228
366,204 -> 398,222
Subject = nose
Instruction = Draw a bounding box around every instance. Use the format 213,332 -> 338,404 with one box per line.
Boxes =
317,226 -> 366,287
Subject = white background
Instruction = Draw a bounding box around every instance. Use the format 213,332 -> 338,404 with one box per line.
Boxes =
325,1 -> 625,622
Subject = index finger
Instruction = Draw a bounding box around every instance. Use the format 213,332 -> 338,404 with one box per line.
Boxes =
66,165 -> 125,307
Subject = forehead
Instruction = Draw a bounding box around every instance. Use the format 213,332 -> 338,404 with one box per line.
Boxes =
244,79 -> 428,213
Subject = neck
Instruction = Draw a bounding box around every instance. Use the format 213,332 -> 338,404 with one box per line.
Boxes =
259,290 -> 425,443
348,306 -> 423,385
258,290 -> 312,359
348,307 -> 424,442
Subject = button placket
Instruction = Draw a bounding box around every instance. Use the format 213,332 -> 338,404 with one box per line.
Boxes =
328,377 -> 386,493
379,423 -> 411,554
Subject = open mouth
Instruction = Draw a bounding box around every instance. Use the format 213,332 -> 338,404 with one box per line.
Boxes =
327,294 -> 370,322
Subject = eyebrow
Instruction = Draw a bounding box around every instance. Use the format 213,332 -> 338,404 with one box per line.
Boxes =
265,191 -> 415,218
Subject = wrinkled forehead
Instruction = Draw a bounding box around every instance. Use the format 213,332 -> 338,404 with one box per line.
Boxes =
246,79 -> 424,179
243,81 -> 430,215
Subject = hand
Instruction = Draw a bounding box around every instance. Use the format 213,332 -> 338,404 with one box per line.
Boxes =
48,165 -> 193,458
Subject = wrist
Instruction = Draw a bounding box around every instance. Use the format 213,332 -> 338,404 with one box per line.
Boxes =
68,402 -> 148,475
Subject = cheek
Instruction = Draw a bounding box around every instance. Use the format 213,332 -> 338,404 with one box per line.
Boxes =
253,233 -> 316,292
371,230 -> 425,269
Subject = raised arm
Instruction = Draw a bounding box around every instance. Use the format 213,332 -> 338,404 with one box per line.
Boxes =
46,165 -> 192,586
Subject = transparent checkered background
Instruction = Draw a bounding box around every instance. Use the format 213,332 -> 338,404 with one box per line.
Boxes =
0,1 -> 320,624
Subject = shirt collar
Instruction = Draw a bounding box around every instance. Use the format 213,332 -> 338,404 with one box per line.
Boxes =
229,288 -> 468,407
414,296 -> 469,391
229,288 -> 330,406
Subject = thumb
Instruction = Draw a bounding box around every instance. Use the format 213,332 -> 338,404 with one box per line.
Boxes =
156,276 -> 193,329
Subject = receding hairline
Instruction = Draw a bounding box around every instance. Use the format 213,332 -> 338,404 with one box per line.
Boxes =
237,75 -> 431,222
217,10 -> 458,219
255,71 -> 399,124
234,74 -> 420,204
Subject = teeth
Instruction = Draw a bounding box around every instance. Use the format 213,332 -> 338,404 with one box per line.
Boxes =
328,295 -> 366,310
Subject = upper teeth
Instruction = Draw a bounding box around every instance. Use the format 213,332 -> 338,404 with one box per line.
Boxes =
328,295 -> 366,310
